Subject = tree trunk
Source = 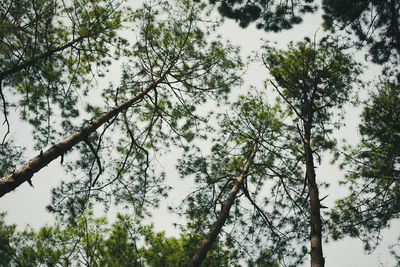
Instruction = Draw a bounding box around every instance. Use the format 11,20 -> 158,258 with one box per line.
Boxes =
303,134 -> 324,267
0,74 -> 168,198
187,140 -> 259,267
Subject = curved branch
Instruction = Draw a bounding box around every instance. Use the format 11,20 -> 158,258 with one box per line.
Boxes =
0,80 -> 10,149
0,35 -> 86,81
0,73 -> 167,198
84,138 -> 102,187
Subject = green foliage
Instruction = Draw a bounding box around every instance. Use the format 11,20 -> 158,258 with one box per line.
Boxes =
4,0 -> 398,265
209,0 -> 317,32
0,213 -> 16,266
177,92 -> 308,266
0,0 -> 128,148
323,0 -> 400,64
263,36 -> 362,149
248,249 -> 280,267
45,0 -> 243,227
262,36 -> 364,265
140,225 -> 240,267
328,72 -> 400,250
0,211 -> 241,266
209,0 -> 400,64
0,141 -> 24,177
0,0 -> 128,180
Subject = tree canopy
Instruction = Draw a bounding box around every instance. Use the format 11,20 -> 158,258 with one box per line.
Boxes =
0,210 -> 243,266
0,0 -> 127,181
328,72 -> 400,251
1,0 -> 399,266
208,0 -> 400,65
208,0 -> 317,32
262,36 -> 361,267
323,0 -> 400,64
0,0 -> 243,206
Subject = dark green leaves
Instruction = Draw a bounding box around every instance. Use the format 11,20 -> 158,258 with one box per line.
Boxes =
210,0 -> 318,32
45,0 -> 243,222
0,211 -> 240,266
323,0 -> 400,64
263,36 -> 362,149
0,0 -> 128,148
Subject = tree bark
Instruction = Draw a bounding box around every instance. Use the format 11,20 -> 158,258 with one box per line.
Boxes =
0,74 -> 168,198
186,139 -> 259,267
303,132 -> 324,267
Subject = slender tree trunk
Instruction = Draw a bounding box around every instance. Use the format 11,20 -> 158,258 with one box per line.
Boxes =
187,139 -> 259,267
0,74 -> 168,198
303,130 -> 324,267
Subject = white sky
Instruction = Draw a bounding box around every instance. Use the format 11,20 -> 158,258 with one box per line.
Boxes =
1,1 -> 399,266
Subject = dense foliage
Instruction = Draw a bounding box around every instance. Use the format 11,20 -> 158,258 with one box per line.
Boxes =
0,211 -> 242,266
323,0 -> 400,64
208,0 -> 317,31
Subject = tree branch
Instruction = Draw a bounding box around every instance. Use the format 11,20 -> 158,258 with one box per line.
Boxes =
187,135 -> 259,267
0,73 -> 167,198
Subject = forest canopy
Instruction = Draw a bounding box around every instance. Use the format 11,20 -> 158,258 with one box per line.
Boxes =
0,0 -> 399,266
